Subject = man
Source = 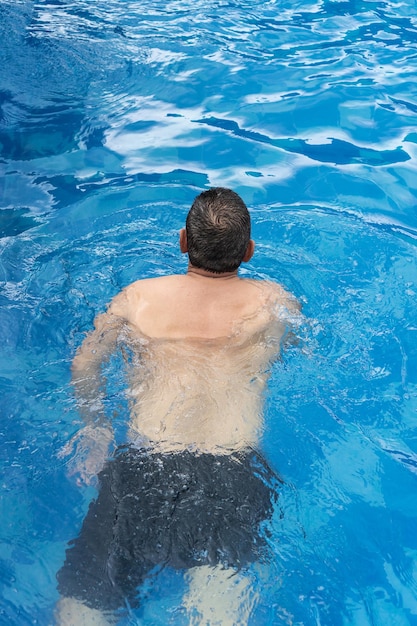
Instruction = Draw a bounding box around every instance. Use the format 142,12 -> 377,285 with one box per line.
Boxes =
56,187 -> 300,625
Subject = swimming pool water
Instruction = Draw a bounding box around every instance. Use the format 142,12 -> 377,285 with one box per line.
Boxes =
1,0 -> 417,624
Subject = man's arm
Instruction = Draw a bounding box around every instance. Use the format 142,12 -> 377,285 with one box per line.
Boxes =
71,309 -> 124,425
281,290 -> 303,347
266,282 -> 303,351
63,293 -> 127,484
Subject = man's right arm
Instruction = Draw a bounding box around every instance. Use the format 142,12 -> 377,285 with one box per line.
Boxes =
266,282 -> 303,352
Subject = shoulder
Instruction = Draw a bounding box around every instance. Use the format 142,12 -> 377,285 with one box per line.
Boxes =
126,275 -> 183,292
258,281 -> 303,337
107,275 -> 183,317
252,279 -> 301,312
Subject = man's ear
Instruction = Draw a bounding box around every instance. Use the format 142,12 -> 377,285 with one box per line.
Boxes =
242,239 -> 255,262
180,228 -> 188,253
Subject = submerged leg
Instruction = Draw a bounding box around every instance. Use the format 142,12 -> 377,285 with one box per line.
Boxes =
55,597 -> 118,626
183,565 -> 258,626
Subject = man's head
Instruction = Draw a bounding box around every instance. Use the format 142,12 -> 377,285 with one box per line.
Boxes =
181,187 -> 254,273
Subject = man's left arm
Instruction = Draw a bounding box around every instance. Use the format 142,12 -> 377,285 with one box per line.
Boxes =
62,294 -> 127,484
71,309 -> 124,424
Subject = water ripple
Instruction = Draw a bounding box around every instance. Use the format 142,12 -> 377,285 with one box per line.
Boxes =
195,115 -> 411,165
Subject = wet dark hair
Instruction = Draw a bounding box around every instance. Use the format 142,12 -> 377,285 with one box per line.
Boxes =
185,187 -> 251,273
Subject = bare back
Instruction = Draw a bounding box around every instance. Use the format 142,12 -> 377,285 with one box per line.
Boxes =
104,272 -> 298,454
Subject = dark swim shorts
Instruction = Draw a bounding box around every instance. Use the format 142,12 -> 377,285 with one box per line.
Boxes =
57,446 -> 281,612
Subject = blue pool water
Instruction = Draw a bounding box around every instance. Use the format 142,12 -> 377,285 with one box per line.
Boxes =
1,0 -> 417,624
